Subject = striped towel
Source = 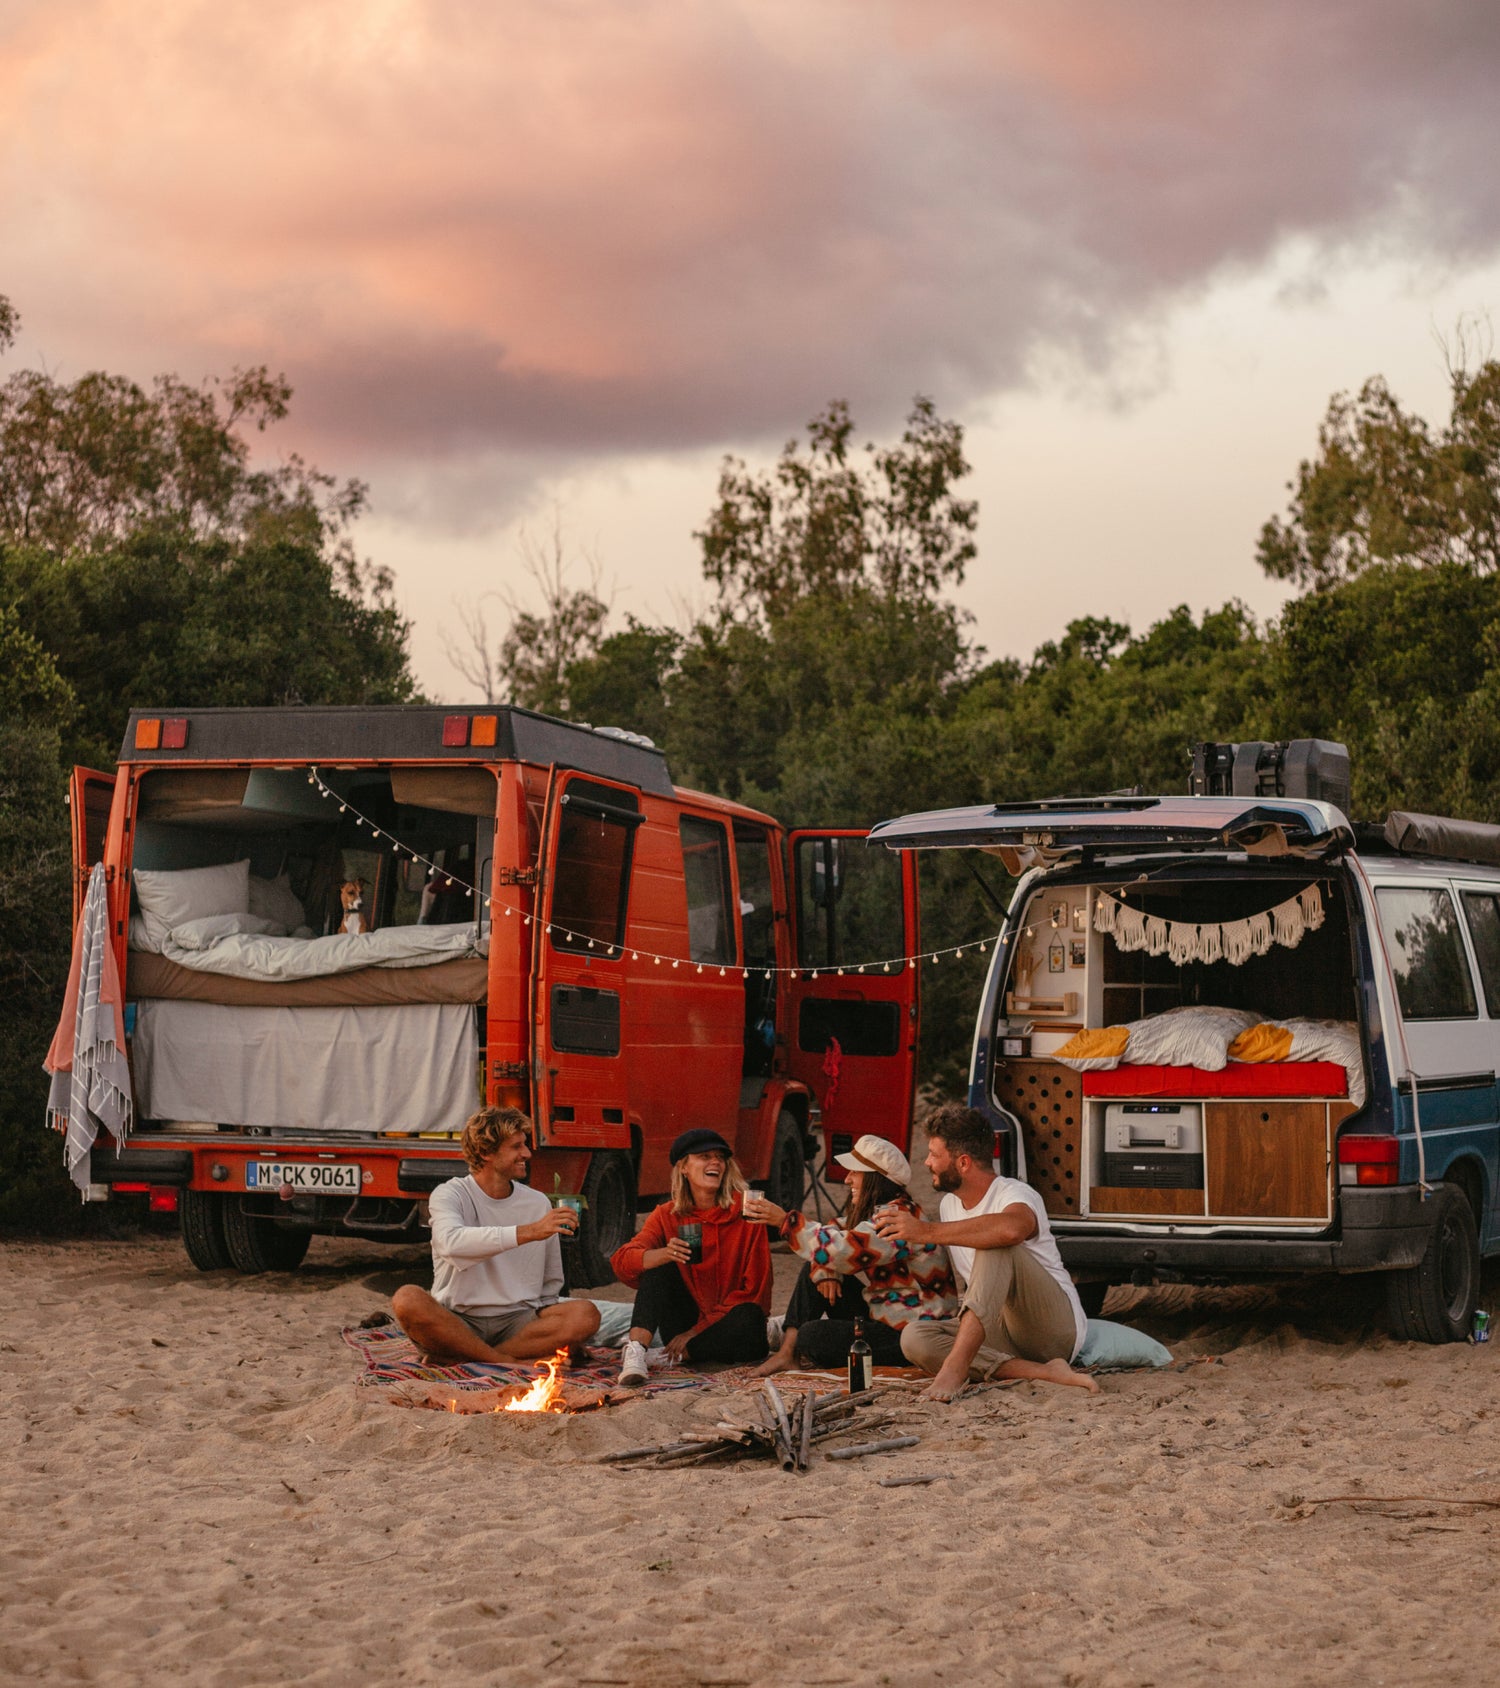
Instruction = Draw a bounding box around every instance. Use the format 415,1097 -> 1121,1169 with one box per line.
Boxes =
45,863 -> 134,1190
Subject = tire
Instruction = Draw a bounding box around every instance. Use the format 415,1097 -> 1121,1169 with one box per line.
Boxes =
1384,1183 -> 1480,1344
222,1202 -> 313,1273
564,1151 -> 638,1290
760,1109 -> 807,1214
1075,1281 -> 1112,1320
179,1189 -> 234,1271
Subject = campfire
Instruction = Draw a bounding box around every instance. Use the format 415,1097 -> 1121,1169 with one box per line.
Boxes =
502,1349 -> 568,1413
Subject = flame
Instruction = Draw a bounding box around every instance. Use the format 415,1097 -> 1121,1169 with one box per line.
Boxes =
501,1349 -> 570,1413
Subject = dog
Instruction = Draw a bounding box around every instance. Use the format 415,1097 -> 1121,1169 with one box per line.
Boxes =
337,879 -> 373,935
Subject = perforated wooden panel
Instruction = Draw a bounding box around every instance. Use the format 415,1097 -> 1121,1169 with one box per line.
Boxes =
992,1058 -> 1081,1215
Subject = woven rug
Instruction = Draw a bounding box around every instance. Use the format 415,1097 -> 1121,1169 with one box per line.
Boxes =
342,1323 -> 710,1398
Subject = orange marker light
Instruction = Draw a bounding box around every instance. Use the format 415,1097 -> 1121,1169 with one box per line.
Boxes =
135,718 -> 162,749
471,714 -> 498,747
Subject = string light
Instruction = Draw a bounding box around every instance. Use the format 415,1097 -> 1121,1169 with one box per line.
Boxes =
304,765 -> 1007,978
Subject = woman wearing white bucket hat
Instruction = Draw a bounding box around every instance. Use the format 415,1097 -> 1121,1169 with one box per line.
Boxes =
745,1134 -> 959,1376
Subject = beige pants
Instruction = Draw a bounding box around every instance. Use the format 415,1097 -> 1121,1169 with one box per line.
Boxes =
901,1244 -> 1078,1380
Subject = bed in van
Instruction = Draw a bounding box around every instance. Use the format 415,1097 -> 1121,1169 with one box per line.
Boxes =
869,781 -> 1500,1343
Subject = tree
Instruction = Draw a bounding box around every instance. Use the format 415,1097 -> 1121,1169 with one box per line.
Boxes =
442,518 -> 609,713
1258,356 -> 1500,589
697,397 -> 977,619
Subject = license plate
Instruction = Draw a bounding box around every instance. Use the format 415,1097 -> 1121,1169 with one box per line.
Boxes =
246,1161 -> 361,1194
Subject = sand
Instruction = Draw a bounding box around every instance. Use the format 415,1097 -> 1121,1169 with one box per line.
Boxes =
2,1227 -> 1498,1687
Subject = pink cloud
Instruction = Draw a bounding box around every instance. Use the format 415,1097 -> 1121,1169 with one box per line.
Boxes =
3,0 -> 1498,505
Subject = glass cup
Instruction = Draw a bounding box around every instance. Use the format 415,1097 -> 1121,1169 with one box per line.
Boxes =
551,1194 -> 584,1235
677,1222 -> 704,1264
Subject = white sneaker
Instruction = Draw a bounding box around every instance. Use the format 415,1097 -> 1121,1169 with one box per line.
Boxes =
766,1315 -> 785,1349
619,1339 -> 649,1387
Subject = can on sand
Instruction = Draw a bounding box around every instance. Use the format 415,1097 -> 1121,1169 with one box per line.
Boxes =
1472,1310 -> 1491,1344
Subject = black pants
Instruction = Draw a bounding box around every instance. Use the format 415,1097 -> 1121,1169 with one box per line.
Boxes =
782,1263 -> 907,1369
629,1263 -> 769,1363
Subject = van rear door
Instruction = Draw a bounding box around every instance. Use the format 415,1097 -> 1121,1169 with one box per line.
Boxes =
69,766 -> 117,926
786,831 -> 920,1157
533,772 -> 640,1154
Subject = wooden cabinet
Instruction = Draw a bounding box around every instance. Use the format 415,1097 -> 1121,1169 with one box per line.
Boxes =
1204,1102 -> 1330,1221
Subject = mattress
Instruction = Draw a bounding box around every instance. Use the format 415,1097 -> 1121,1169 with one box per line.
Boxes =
132,1001 -> 482,1134
127,950 -> 488,1007
1082,1061 -> 1348,1099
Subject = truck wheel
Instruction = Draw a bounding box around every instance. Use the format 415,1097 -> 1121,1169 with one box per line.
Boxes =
762,1110 -> 807,1213
222,1203 -> 313,1273
564,1151 -> 638,1290
179,1189 -> 233,1271
1384,1184 -> 1480,1343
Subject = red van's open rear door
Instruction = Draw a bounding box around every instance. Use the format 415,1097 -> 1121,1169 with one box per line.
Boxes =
786,830 -> 920,1158
69,766 -> 117,927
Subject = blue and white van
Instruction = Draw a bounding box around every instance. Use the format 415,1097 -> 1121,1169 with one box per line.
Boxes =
869,784 -> 1500,1343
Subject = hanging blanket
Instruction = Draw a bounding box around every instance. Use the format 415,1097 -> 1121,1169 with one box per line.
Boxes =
44,864 -> 134,1191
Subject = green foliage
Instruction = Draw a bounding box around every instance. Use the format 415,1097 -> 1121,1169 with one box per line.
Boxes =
697,397 -> 977,619
1258,361 -> 1500,587
0,606 -> 79,1227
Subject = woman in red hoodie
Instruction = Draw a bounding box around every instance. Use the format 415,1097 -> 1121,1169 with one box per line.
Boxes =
610,1128 -> 772,1385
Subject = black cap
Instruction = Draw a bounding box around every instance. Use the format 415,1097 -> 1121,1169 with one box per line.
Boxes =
669,1127 -> 733,1164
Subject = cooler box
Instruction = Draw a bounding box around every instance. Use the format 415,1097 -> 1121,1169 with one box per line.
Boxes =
1101,1102 -> 1204,1189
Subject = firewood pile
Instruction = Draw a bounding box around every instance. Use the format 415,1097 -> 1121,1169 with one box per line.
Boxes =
595,1381 -> 919,1472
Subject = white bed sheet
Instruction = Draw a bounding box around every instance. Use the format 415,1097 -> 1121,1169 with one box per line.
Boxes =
133,1001 -> 481,1134
154,920 -> 484,981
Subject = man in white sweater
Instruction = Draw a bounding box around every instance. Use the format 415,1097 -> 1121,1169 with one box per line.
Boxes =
392,1107 -> 600,1362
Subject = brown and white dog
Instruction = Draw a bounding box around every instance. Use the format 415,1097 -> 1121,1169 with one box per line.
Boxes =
337,879 -> 373,935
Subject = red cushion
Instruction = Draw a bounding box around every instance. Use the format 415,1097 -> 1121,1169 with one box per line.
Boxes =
1081,1061 -> 1348,1098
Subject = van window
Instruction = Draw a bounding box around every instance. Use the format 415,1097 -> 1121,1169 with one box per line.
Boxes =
551,803 -> 635,954
1460,891 -> 1500,1017
794,835 -> 906,972
680,816 -> 736,964
1375,887 -> 1477,1020
733,823 -> 777,971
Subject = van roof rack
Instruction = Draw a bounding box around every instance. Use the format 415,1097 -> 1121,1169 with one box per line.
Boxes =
1358,810 -> 1500,870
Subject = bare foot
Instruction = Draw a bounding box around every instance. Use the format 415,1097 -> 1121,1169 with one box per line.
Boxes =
921,1364 -> 970,1403
1037,1357 -> 1099,1393
752,1338 -> 799,1377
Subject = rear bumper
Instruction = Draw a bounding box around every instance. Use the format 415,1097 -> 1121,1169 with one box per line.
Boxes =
86,1138 -> 464,1197
1059,1185 -> 1432,1277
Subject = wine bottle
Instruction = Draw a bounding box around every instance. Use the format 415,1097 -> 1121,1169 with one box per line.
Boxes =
848,1317 -> 873,1395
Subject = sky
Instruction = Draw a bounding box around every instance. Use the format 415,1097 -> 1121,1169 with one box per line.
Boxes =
4,0 -> 1500,697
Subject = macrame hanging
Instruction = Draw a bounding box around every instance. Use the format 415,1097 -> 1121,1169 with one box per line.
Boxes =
1092,884 -> 1324,966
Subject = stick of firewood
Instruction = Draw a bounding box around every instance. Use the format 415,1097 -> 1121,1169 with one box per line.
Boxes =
811,1413 -> 895,1444
797,1389 -> 817,1471
875,1472 -> 949,1488
761,1380 -> 797,1471
596,1439 -> 707,1463
655,1438 -> 740,1467
825,1435 -> 919,1462
814,1389 -> 882,1418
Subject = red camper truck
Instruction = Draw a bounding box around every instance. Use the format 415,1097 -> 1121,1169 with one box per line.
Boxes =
67,705 -> 920,1283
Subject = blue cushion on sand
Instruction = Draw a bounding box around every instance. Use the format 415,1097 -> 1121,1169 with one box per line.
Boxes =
1077,1318 -> 1172,1370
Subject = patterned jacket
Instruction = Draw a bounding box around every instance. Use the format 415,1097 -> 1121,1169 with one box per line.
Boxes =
780,1197 -> 959,1330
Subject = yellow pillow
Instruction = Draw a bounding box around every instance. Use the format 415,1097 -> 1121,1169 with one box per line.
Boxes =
1053,1025 -> 1130,1061
1228,1023 -> 1294,1064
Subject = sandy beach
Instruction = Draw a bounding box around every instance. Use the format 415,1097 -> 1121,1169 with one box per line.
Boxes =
2,1219 -> 1497,1688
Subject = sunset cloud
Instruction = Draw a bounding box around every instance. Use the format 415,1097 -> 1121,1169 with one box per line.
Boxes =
3,0 -> 1498,514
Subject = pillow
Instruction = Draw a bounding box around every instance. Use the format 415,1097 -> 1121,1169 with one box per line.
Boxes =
1124,1005 -> 1260,1072
1052,1025 -> 1130,1072
169,911 -> 287,950
1076,1318 -> 1173,1371
249,871 -> 307,930
132,859 -> 250,948
1232,1017 -> 1365,1106
128,915 -> 161,954
1228,1023 -> 1295,1064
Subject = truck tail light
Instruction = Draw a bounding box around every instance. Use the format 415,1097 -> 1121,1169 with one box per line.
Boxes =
1337,1134 -> 1400,1186
148,1188 -> 179,1213
442,714 -> 470,746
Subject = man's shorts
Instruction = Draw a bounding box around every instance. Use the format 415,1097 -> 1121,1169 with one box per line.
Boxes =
452,1302 -> 546,1347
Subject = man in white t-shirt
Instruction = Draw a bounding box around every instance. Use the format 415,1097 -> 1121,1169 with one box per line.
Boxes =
391,1106 -> 600,1363
875,1103 -> 1095,1402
